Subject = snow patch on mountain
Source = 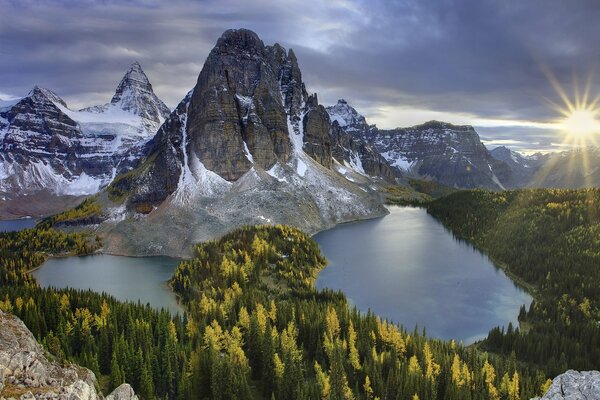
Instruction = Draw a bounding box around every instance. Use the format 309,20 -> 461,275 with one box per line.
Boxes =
0,63 -> 171,216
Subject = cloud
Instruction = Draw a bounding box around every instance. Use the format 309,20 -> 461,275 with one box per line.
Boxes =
1,0 -> 599,151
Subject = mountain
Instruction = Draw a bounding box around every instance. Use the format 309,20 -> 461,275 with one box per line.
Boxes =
0,63 -> 170,218
326,99 -> 511,189
326,98 -> 374,134
489,145 -> 538,187
87,29 -> 387,257
490,145 -> 600,189
326,100 -> 397,181
527,147 -> 600,188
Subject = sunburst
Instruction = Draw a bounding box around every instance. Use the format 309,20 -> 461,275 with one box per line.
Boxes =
544,70 -> 600,148
531,69 -> 600,189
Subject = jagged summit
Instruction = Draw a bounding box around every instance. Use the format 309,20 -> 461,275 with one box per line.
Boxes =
27,86 -> 68,107
326,99 -> 370,132
0,62 -> 173,217
214,28 -> 265,55
109,61 -> 171,124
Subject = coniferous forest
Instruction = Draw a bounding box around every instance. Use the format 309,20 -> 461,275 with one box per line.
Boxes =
427,189 -> 600,376
1,222 -> 553,399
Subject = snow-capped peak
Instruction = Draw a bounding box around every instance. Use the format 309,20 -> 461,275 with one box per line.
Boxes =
326,99 -> 369,132
109,62 -> 171,124
111,62 -> 152,104
27,86 -> 68,108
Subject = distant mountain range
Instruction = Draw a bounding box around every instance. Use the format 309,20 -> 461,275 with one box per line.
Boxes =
0,62 -> 170,217
2,28 -> 599,250
491,146 -> 600,189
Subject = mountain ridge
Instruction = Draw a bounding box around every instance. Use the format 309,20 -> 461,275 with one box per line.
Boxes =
0,63 -> 170,218
327,99 -> 512,189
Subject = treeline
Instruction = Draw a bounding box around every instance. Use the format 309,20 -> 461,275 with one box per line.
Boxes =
37,197 -> 103,228
1,224 -> 550,399
427,189 -> 600,375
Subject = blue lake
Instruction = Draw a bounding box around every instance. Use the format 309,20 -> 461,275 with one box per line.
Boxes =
315,206 -> 532,344
0,218 -> 37,232
33,255 -> 182,315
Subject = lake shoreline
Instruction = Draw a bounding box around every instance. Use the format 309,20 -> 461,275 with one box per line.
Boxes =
314,205 -> 532,344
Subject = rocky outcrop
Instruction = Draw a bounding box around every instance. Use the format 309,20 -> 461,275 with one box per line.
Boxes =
0,63 -> 170,217
104,384 -> 138,400
0,311 -> 137,400
531,370 -> 600,400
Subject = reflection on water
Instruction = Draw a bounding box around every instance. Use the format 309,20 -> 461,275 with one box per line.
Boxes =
315,206 -> 532,344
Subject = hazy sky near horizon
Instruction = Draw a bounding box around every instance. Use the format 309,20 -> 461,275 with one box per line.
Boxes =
1,0 -> 599,153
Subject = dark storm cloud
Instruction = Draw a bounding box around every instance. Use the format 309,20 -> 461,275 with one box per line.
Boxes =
1,0 -> 599,150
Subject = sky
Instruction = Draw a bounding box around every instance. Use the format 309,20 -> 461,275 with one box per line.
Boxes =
1,0 -> 599,154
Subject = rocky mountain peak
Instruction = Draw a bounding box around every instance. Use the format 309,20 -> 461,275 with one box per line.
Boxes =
326,99 -> 369,133
110,62 -> 171,123
27,86 -> 67,108
101,29 -> 387,253
214,28 -> 266,57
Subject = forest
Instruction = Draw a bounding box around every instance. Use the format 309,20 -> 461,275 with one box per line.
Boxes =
0,223 -> 551,399
427,188 -> 600,376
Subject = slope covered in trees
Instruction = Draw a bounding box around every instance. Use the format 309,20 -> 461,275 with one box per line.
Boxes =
1,224 -> 550,399
427,189 -> 600,375
170,225 -> 548,399
0,228 -> 190,399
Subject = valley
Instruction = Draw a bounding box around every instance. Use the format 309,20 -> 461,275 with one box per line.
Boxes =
1,13 -> 599,400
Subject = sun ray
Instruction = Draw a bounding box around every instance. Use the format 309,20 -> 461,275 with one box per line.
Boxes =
532,68 -> 600,188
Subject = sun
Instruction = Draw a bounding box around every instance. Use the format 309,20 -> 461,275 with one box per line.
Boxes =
541,68 -> 600,147
560,108 -> 600,138
531,69 -> 600,189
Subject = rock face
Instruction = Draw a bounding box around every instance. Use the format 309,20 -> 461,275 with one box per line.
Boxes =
370,121 -> 511,189
327,100 -> 511,190
0,310 -> 137,400
330,122 -> 396,182
0,63 -> 170,218
95,29 -> 387,257
531,370 -> 600,400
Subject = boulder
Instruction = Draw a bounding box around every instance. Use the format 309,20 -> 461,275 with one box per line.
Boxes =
532,370 -> 600,400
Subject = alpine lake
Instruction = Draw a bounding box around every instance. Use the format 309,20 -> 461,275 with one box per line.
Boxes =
24,206 -> 530,343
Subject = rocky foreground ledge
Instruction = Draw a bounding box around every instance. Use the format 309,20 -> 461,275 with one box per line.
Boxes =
532,370 -> 600,400
0,311 -> 137,400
